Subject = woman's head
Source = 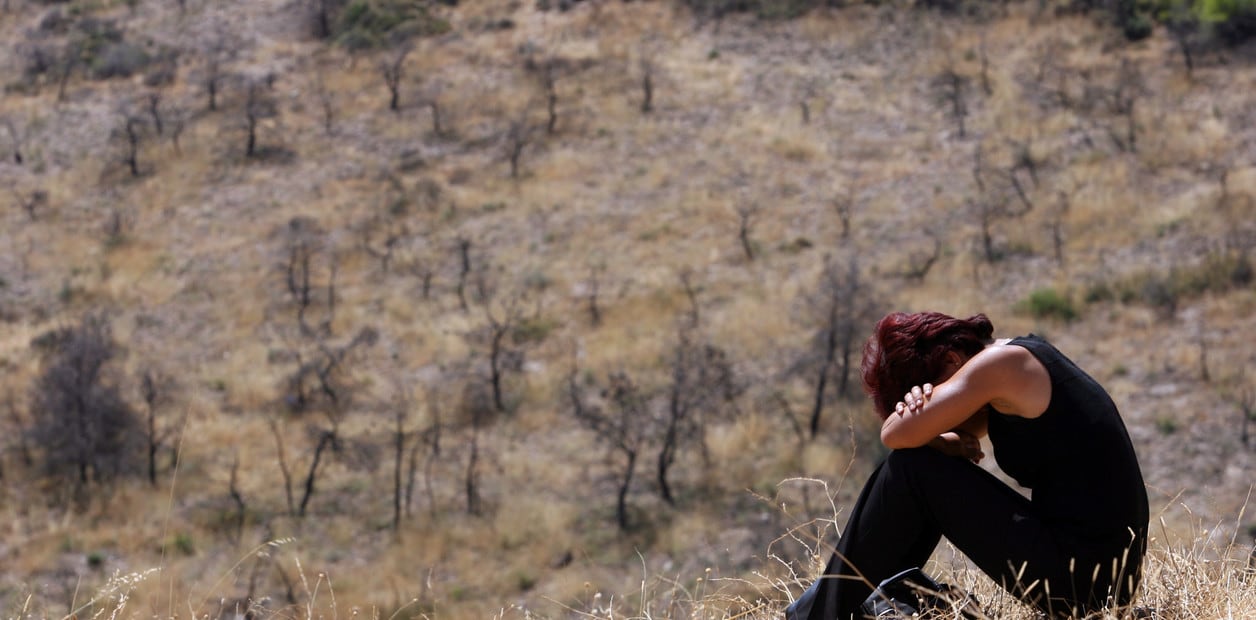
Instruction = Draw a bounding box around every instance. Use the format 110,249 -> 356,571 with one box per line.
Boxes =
860,311 -> 994,419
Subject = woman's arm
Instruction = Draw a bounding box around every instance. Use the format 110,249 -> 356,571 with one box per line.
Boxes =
880,344 -> 1050,449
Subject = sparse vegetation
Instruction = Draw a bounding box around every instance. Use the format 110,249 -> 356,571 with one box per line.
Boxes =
1019,287 -> 1079,322
1,0 -> 1255,618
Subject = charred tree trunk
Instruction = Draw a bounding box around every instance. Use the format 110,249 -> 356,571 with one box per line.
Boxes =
616,449 -> 637,531
297,430 -> 336,518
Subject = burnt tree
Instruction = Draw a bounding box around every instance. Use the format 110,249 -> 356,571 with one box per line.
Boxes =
454,236 -> 473,312
802,253 -> 884,438
655,329 -> 740,505
281,326 -> 379,518
27,314 -> 140,502
380,45 -> 412,113
585,262 -> 606,327
933,68 -> 970,139
2,116 -> 26,165
283,217 -> 336,336
1108,58 -> 1144,153
9,187 -> 48,221
139,368 -> 178,488
242,77 -> 279,158
505,114 -> 536,179
570,370 -> 649,531
640,57 -> 655,115
734,201 -> 760,262
113,108 -> 147,178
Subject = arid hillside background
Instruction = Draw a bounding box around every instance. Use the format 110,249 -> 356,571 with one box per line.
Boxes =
1,0 -> 1255,618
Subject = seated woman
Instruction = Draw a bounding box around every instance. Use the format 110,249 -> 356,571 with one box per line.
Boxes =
801,311 -> 1148,619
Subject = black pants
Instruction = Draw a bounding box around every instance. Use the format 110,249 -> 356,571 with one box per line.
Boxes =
805,448 -> 1142,620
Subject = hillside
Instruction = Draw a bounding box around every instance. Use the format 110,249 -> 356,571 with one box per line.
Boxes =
1,0 -> 1255,618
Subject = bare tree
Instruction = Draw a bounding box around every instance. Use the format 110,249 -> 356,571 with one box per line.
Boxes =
969,146 -> 1032,263
1050,191 -> 1070,268
655,329 -> 740,505
1238,385 -> 1255,449
243,77 -> 280,158
933,67 -> 970,138
1162,3 -> 1198,79
454,236 -> 473,312
27,314 -> 140,503
833,182 -> 857,241
308,0 -> 348,39
900,229 -> 942,280
640,56 -> 655,115
228,452 -> 248,543
147,92 -> 164,135
585,262 -> 606,327
2,116 -> 26,165
734,201 -> 760,261
8,187 -> 48,221
312,69 -> 337,134
798,77 -> 819,125
801,253 -> 884,438
113,107 -> 148,178
358,210 -> 407,275
380,44 -> 413,112
1109,58 -> 1144,153
505,113 -> 536,179
267,416 -> 297,516
139,368 -> 178,488
408,386 -> 443,518
523,55 -> 567,135
569,370 -> 649,531
978,33 -> 993,96
390,383 -> 413,530
678,267 -> 701,328
464,263 -> 533,417
57,39 -> 84,103
282,217 -> 335,336
280,326 -> 379,518
167,104 -> 189,155
298,427 -> 338,518
198,25 -> 234,112
414,78 -> 448,138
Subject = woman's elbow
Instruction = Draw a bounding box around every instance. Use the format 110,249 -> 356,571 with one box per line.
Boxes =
880,424 -> 926,450
880,426 -> 910,450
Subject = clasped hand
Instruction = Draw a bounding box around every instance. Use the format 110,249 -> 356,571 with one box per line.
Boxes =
895,383 -> 985,464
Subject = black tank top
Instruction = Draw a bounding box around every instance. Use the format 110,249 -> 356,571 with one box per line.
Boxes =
988,335 -> 1149,554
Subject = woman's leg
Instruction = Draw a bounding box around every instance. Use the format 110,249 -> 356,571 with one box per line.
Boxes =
806,447 -> 1074,620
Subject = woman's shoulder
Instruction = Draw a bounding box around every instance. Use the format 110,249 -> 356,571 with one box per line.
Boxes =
975,338 -> 1041,367
972,338 -> 1053,418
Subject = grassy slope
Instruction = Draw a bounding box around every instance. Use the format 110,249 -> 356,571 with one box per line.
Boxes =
1,0 -> 1254,617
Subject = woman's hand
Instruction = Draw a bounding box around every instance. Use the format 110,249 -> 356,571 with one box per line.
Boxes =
928,430 -> 985,463
894,383 -> 933,416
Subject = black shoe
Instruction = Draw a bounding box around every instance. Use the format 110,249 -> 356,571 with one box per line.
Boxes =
859,568 -> 984,619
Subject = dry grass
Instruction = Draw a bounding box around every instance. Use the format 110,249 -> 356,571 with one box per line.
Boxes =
2,0 -> 1256,617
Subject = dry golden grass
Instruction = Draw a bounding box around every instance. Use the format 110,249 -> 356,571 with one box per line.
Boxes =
2,0 -> 1256,618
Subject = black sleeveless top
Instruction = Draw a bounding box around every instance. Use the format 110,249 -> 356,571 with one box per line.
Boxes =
988,335 -> 1149,556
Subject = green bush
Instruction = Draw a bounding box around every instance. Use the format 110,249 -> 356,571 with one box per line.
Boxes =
1152,0 -> 1256,45
335,0 -> 451,50
1210,6 -> 1256,45
1018,288 -> 1079,322
1123,11 -> 1156,39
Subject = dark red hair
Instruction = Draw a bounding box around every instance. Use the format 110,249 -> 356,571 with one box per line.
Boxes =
860,312 -> 994,419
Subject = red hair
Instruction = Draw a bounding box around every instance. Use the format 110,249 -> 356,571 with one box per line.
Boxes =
860,312 -> 994,419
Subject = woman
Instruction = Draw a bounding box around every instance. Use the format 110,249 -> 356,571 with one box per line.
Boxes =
801,311 -> 1148,619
